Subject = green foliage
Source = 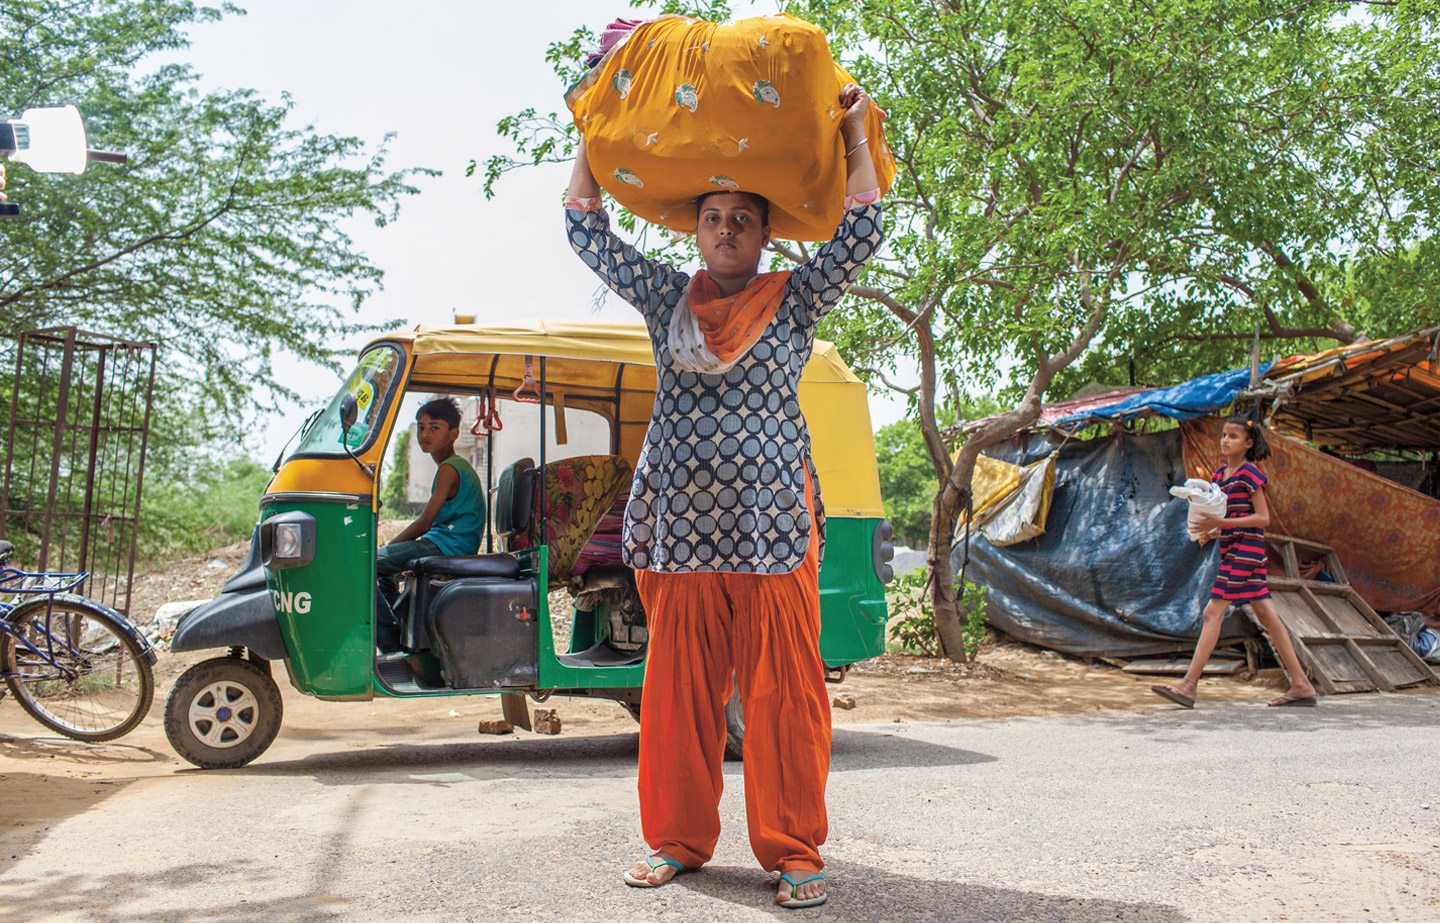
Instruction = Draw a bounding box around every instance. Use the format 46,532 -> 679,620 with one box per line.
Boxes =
381,424 -> 411,514
795,0 -> 1440,404
1,0 -> 432,430
877,394 -> 1000,548
875,418 -> 936,549
2,0 -> 435,564
887,568 -> 987,660
137,457 -> 272,565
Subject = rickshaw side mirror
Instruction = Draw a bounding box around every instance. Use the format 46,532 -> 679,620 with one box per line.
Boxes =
336,392 -> 374,479
339,393 -> 359,433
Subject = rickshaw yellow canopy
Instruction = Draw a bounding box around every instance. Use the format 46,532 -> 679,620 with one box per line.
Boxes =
387,320 -> 883,517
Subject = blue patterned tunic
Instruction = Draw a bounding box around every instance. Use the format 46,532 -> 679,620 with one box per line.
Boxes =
566,203 -> 884,573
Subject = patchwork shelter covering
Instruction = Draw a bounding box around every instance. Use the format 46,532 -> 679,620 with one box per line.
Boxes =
957,328 -> 1440,654
957,429 -> 1254,657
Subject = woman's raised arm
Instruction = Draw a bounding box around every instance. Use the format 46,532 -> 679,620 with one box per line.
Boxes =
566,135 -> 602,201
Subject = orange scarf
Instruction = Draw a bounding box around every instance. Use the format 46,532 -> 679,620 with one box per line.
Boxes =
686,271 -> 791,364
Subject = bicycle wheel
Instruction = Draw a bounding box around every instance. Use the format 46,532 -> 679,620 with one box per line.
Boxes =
1,595 -> 155,741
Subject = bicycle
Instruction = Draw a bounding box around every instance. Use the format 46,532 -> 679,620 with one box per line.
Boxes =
0,539 -> 157,741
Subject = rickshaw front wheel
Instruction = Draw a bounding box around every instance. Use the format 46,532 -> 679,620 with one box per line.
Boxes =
164,655 -> 283,769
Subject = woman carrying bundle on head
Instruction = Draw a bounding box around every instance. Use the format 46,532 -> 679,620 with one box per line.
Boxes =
1152,415 -> 1319,710
561,18 -> 886,908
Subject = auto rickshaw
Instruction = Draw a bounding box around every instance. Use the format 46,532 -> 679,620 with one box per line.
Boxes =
164,320 -> 894,769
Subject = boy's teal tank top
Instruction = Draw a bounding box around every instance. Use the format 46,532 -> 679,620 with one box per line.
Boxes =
423,455 -> 485,556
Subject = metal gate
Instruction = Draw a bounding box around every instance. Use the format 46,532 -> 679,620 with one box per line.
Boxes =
1,327 -> 157,616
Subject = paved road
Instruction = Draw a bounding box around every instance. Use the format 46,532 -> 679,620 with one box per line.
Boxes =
1,694 -> 1436,922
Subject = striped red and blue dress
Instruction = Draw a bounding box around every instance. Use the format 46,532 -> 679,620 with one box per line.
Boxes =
1211,462 -> 1269,601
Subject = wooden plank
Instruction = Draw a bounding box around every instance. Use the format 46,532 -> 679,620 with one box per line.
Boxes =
1243,605 -> 1335,695
1344,591 -> 1440,684
1362,646 -> 1433,688
1341,639 -> 1395,692
1305,641 -> 1376,690
1122,657 -> 1245,676
1269,590 -> 1337,638
1298,586 -> 1346,634
1345,589 -> 1394,633
1287,634 -> 1339,695
1325,550 -> 1349,585
1313,593 -> 1384,637
1270,535 -> 1335,554
1281,541 -> 1300,579
1268,576 -> 1348,594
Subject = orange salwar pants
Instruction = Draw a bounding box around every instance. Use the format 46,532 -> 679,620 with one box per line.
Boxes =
633,470 -> 830,874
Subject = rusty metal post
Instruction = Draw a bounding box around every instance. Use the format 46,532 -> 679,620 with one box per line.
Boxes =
36,327 -> 78,572
77,344 -> 108,572
122,346 -> 157,616
0,330 -> 24,542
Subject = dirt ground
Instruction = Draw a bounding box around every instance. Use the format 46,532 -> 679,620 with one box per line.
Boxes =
0,538 -> 1375,854
117,533 -> 1296,727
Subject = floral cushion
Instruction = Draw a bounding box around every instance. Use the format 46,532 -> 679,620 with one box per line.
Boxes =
510,455 -> 632,581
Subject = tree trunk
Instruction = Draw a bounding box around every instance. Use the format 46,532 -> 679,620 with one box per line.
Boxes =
928,258 -> 1114,661
928,409 -> 1041,661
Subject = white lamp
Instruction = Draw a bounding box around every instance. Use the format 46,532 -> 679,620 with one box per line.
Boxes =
8,105 -> 90,175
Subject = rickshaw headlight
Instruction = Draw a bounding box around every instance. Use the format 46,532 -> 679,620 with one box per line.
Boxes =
276,523 -> 302,559
261,512 -> 316,569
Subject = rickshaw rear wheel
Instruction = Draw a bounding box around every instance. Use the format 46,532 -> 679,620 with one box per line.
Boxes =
623,682 -> 746,762
164,655 -> 283,769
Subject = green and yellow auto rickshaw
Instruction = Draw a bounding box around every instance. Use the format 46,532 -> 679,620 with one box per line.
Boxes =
164,321 -> 894,768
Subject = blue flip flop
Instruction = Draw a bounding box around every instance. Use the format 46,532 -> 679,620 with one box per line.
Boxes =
777,871 -> 827,909
623,855 -> 687,888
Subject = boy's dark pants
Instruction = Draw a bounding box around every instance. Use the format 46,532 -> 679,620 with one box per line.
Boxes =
374,538 -> 441,652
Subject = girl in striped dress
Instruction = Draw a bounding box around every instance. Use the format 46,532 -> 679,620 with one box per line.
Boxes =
1153,416 -> 1318,708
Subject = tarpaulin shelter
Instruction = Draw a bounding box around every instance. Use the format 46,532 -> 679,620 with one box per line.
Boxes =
957,327 -> 1440,656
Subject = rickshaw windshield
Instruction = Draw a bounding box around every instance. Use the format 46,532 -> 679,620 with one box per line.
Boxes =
291,345 -> 404,458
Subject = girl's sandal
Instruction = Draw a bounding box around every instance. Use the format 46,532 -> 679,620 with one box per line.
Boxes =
777,871 -> 828,909
1151,684 -> 1195,709
623,855 -> 686,888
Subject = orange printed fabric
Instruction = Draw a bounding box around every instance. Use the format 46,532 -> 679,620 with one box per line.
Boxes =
687,270 -> 789,363
1181,417 -> 1440,610
632,468 -> 828,874
567,13 -> 894,242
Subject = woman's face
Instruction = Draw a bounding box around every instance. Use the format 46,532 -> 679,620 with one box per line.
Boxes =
696,193 -> 771,278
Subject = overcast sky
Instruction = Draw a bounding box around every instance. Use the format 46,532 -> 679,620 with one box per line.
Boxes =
177,1 -> 908,456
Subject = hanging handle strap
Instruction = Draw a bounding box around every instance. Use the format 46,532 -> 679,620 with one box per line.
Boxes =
471,393 -> 490,436
513,357 -> 542,404
471,387 -> 503,434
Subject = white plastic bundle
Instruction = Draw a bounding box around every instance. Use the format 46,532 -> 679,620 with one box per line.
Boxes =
1168,478 -> 1228,541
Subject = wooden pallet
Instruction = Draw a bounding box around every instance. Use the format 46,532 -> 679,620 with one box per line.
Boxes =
1250,534 -> 1440,695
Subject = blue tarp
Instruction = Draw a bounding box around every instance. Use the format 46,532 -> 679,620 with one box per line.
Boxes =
956,428 -> 1256,658
1053,363 -> 1272,430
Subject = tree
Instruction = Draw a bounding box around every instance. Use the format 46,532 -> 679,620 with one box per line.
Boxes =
1,0 -> 431,440
790,0 -> 1440,659
485,0 -> 1440,660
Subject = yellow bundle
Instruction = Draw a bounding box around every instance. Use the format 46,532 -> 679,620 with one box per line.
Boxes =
567,13 -> 895,242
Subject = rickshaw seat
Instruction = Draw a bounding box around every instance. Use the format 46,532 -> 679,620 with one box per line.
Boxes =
411,554 -> 520,580
508,455 -> 633,582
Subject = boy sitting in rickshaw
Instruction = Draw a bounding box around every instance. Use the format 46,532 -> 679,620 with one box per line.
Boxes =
375,397 -> 485,652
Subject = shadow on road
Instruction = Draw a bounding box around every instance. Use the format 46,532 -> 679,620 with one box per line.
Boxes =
0,864 -> 349,923
674,859 -> 1185,922
195,726 -> 997,784
0,734 -> 166,766
1114,689 -> 1440,737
